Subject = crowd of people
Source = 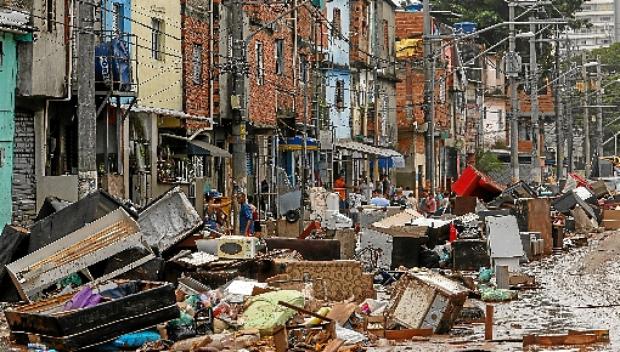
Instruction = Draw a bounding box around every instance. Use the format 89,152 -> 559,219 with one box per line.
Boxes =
339,174 -> 453,217
202,173 -> 453,238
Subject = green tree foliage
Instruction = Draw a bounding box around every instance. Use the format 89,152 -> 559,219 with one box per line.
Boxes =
589,43 -> 620,155
475,149 -> 505,174
431,0 -> 585,47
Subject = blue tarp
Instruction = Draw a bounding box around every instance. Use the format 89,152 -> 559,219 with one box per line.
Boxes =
95,39 -> 132,91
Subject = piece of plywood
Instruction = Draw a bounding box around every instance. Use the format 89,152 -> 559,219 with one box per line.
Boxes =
523,333 -> 598,347
602,220 -> 620,230
326,302 -> 357,326
384,329 -> 433,340
603,209 -> 620,221
524,199 -> 552,255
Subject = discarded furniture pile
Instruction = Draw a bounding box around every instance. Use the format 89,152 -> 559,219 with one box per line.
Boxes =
0,167 -> 617,351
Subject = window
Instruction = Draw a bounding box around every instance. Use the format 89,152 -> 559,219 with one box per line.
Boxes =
299,54 -> 307,83
112,3 -> 124,35
151,18 -> 164,61
332,8 -> 341,38
46,0 -> 55,32
256,41 -> 264,85
335,79 -> 344,111
275,39 -> 284,75
192,44 -> 203,84
600,16 -> 612,22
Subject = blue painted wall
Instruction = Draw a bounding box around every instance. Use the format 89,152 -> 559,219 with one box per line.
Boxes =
0,32 -> 17,227
102,0 -> 132,37
325,69 -> 351,140
326,0 -> 350,67
325,0 -> 351,141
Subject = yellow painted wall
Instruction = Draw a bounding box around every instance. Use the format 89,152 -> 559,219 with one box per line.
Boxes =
133,0 -> 183,110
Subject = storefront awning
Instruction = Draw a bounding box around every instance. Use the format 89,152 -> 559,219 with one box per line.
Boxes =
187,140 -> 232,158
125,105 -> 213,130
334,141 -> 402,158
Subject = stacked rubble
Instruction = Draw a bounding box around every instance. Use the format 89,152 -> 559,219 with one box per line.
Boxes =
0,170 -> 617,351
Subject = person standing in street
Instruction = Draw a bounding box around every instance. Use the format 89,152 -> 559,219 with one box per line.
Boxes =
425,191 -> 437,217
334,175 -> 348,210
360,177 -> 374,204
381,174 -> 391,197
237,192 -> 254,236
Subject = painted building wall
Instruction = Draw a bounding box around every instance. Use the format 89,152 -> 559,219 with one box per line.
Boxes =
326,0 -> 350,67
0,32 -> 17,226
326,0 -> 351,140
16,0 -> 67,98
133,0 -> 183,110
326,69 -> 352,140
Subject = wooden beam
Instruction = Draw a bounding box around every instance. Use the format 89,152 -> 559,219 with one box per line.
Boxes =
485,305 -> 494,341
384,328 -> 433,340
523,333 -> 598,347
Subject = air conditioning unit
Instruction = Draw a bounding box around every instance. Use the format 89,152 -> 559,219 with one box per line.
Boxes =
217,236 -> 260,259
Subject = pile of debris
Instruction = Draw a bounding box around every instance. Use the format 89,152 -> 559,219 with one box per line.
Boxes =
0,166 -> 616,351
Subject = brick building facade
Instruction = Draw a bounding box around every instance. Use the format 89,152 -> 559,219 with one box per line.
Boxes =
244,4 -> 320,128
181,0 -> 220,125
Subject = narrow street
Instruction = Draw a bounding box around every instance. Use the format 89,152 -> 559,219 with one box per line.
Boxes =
368,231 -> 620,352
493,231 -> 620,350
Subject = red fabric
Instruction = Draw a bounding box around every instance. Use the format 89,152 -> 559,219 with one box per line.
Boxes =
449,223 -> 457,242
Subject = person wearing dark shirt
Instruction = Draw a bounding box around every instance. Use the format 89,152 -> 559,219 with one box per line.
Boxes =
237,192 -> 254,236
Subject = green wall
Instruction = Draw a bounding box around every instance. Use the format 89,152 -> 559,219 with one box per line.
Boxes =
0,32 -> 17,227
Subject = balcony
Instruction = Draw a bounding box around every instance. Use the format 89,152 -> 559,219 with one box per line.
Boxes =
94,31 -> 138,98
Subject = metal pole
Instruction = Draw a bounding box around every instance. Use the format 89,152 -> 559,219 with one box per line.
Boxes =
301,57 -> 308,234
529,17 -> 540,184
567,94 -> 574,172
582,52 -> 591,177
373,0 -> 380,183
509,2 -> 520,182
423,0 -> 435,192
77,0 -> 97,198
554,28 -> 564,183
596,59 -> 603,159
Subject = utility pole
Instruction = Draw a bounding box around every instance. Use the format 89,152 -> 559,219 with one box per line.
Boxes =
596,58 -> 603,161
567,93 -> 574,173
231,0 -> 247,190
477,81 -> 484,150
529,17 -> 540,184
423,0 -> 435,192
508,2 -> 520,182
77,0 -> 97,198
582,51 -> 591,177
554,29 -> 564,182
373,0 -> 380,183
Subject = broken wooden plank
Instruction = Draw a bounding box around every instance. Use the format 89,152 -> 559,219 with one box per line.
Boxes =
485,305 -> 494,341
384,328 -> 433,340
523,333 -> 598,347
326,302 -> 357,326
273,326 -> 288,352
567,329 -> 610,343
322,338 -> 344,352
